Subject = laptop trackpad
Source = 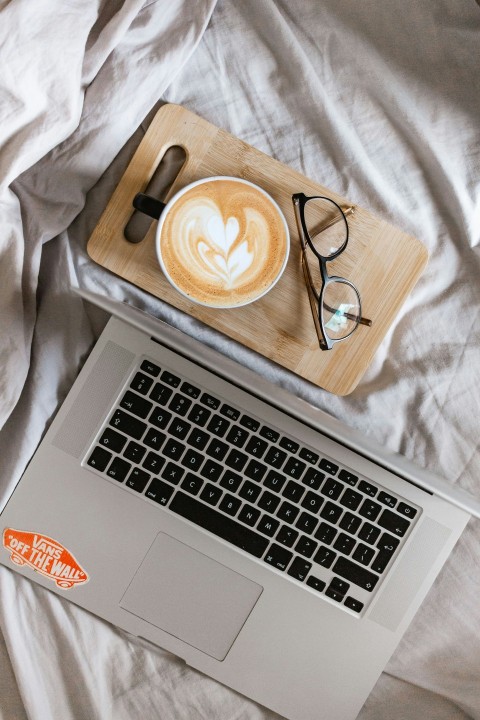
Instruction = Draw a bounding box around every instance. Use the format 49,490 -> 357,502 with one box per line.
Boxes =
120,533 -> 263,661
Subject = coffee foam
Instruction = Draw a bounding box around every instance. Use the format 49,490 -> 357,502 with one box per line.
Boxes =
159,179 -> 288,307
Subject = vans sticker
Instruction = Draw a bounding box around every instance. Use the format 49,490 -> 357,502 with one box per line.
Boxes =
3,528 -> 89,590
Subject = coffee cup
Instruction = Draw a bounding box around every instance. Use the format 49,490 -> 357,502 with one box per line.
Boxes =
133,176 -> 290,308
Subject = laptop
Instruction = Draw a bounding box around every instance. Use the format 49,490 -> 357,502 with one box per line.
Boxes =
2,286 -> 479,720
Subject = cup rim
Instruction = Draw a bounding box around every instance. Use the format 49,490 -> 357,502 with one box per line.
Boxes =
155,175 -> 290,309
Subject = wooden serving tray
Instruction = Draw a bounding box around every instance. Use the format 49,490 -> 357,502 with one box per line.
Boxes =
87,104 -> 427,395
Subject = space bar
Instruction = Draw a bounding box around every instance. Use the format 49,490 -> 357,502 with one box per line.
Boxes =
169,491 -> 269,558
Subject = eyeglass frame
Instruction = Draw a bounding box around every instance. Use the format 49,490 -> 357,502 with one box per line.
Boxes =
292,192 -> 372,351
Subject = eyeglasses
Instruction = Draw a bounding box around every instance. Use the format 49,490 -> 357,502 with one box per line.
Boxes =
292,192 -> 372,350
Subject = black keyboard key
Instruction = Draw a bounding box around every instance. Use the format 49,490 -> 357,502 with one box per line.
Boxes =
282,480 -> 305,503
333,533 -> 356,555
319,458 -> 338,475
277,501 -> 300,524
161,370 -> 181,387
145,478 -> 174,505
130,371 -> 154,396
200,459 -> 223,482
299,447 -> 319,465
109,410 -> 146,440
340,488 -> 362,510
287,557 -> 312,581
313,545 -> 336,568
143,428 -> 166,452
206,414 -> 230,437
225,448 -> 248,472
295,511 -> 319,535
220,404 -> 240,421
338,469 -> 358,486
240,415 -> 260,432
352,543 -> 376,566
238,504 -> 261,527
226,425 -> 249,447
397,502 -> 417,519
332,556 -> 379,592
257,515 -> 280,537
200,483 -> 223,506
169,417 -> 191,440
181,472 -> 203,495
329,577 -> 350,596
181,381 -> 200,399
142,451 -> 165,475
168,393 -> 192,417
302,467 -> 325,490
359,499 -> 381,521
320,501 -> 343,524
306,576 -> 326,592
220,470 -> 242,493
245,436 -> 268,458
314,522 -> 337,544
358,481 -> 378,497
201,392 -> 220,410
140,360 -> 160,377
276,525 -> 299,547
150,382 -> 173,405
120,391 -> 153,419
259,425 -> 280,443
378,491 -> 397,508
188,404 -> 211,427
239,480 -> 262,502
163,438 -> 186,461
283,457 -> 306,480
378,509 -> 410,536
126,468 -> 150,493
371,532 -> 400,574
344,596 -> 364,613
279,437 -> 299,454
98,427 -> 127,453
206,438 -> 229,461
358,522 -> 381,545
325,588 -> 344,603
181,448 -> 204,472
301,490 -> 324,514
244,459 -> 267,482
123,440 -> 146,463
149,407 -> 172,430
295,535 -> 318,558
106,456 -> 131,481
187,428 -> 209,451
219,493 -> 242,516
321,478 -> 343,501
161,461 -> 185,485
87,446 -> 112,472
170,491 -> 269,558
258,490 -> 281,513
263,469 -> 287,492
264,446 -> 287,469
265,544 -> 293,571
339,512 -> 362,534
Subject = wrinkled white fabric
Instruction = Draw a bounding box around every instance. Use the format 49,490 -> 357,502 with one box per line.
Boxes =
1,0 -> 479,718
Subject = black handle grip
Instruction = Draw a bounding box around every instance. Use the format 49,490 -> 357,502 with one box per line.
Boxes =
133,193 -> 166,220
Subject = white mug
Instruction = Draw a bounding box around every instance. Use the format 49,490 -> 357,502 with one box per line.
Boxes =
133,176 -> 290,309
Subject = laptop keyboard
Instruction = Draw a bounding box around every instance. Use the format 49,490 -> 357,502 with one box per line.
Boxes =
84,357 -> 419,616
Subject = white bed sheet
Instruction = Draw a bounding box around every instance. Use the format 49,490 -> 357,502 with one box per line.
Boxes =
1,1 -> 479,718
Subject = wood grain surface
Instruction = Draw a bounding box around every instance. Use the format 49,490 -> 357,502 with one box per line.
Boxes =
87,104 -> 428,395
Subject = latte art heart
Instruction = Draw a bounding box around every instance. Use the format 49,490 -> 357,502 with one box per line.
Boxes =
158,179 -> 289,307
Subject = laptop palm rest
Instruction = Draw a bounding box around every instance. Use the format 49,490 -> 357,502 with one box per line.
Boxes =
120,533 -> 263,661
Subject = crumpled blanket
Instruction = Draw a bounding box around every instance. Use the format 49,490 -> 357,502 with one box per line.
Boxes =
1,1 -> 479,719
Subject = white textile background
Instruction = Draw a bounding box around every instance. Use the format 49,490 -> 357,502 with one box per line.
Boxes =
0,1 -> 479,718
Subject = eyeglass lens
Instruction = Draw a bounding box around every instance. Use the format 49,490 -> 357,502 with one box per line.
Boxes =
304,197 -> 348,257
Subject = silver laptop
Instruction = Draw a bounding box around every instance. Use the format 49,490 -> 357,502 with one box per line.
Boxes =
2,287 -> 479,720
